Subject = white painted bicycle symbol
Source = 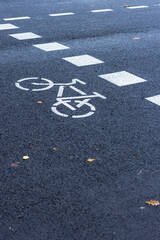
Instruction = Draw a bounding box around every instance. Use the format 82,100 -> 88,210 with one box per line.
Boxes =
15,77 -> 106,118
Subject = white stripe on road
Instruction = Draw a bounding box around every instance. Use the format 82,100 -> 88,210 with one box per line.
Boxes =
99,71 -> 147,86
91,9 -> 113,13
49,12 -> 75,17
127,6 -> 148,9
9,32 -> 42,40
3,16 -> 30,21
145,95 -> 160,106
63,55 -> 104,67
0,24 -> 19,30
33,42 -> 70,51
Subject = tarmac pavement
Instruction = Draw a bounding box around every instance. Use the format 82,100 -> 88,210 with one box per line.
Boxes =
1,0 -> 160,239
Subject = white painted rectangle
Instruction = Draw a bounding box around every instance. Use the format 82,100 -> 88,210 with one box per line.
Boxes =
49,12 -> 75,17
33,42 -> 70,51
145,95 -> 160,106
91,9 -> 113,13
9,32 -> 42,40
99,71 -> 147,86
63,54 -> 104,67
0,24 -> 19,30
127,6 -> 148,9
3,16 -> 30,21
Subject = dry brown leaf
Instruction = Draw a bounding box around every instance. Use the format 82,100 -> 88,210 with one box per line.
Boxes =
53,147 -> 59,151
37,101 -> 43,104
145,200 -> 160,206
87,158 -> 95,162
23,155 -> 29,160
123,5 -> 130,7
10,162 -> 20,167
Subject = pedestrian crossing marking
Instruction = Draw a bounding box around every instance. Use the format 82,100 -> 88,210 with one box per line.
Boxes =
63,55 -> 104,67
3,16 -> 31,21
33,42 -> 70,52
9,32 -> 42,40
0,24 -> 19,30
145,95 -> 160,106
91,9 -> 113,13
99,71 -> 147,86
49,12 -> 75,17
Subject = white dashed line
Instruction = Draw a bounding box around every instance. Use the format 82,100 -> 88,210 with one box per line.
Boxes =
3,16 -> 31,21
91,9 -> 113,13
127,6 -> 148,9
145,95 -> 160,106
99,71 -> 147,86
49,12 -> 75,17
9,32 -> 42,40
63,55 -> 104,67
0,24 -> 19,30
33,42 -> 70,51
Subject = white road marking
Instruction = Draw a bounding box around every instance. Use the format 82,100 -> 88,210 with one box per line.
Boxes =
127,6 -> 148,9
91,9 -> 113,12
3,16 -> 30,21
63,54 -> 104,67
57,92 -> 106,100
145,95 -> 160,106
9,32 -> 42,40
99,71 -> 147,87
49,12 -> 75,17
15,77 -> 54,91
0,24 -> 19,30
33,42 -> 69,51
69,86 -> 87,95
57,86 -> 65,97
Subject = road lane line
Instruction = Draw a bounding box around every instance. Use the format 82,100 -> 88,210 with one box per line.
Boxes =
99,71 -> 147,86
0,24 -> 19,30
3,16 -> 30,21
63,55 -> 104,67
9,32 -> 42,40
91,9 -> 113,12
127,6 -> 148,9
145,95 -> 160,106
33,42 -> 70,51
49,12 -> 75,17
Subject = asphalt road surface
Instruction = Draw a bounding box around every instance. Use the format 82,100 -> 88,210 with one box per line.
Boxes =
1,0 -> 160,239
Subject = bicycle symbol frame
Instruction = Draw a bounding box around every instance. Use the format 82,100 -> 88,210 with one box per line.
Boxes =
15,77 -> 106,118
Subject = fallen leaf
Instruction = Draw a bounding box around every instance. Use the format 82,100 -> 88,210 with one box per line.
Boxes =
10,162 -> 20,167
23,155 -> 29,160
87,158 -> 95,162
145,200 -> 160,206
37,101 -> 43,104
123,5 -> 130,7
53,147 -> 59,151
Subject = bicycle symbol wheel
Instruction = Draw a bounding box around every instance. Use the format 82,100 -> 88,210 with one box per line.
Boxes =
15,77 -> 54,91
51,99 -> 96,118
